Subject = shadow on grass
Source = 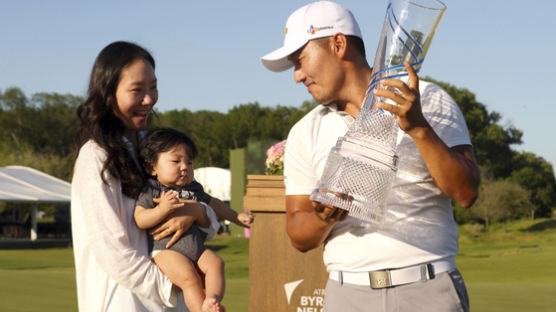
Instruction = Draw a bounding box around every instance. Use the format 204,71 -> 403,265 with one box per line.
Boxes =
522,220 -> 556,232
459,253 -> 490,258
206,244 -> 227,252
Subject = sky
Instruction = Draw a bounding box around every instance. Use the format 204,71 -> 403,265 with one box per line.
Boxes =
1,0 -> 555,171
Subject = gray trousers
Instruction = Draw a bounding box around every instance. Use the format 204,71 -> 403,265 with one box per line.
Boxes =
323,269 -> 469,312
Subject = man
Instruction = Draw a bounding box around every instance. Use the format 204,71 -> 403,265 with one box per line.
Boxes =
261,1 -> 479,311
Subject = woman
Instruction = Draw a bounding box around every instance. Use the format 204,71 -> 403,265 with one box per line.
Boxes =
71,41 -> 218,311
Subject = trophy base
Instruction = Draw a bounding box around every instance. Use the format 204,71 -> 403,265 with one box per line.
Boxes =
310,136 -> 397,224
310,187 -> 384,224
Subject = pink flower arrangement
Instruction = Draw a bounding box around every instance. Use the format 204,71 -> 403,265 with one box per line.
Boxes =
265,139 -> 286,175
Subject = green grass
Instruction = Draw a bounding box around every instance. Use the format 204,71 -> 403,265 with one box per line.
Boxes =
0,233 -> 251,312
0,248 -> 77,312
206,235 -> 249,311
1,219 -> 555,311
457,219 -> 556,312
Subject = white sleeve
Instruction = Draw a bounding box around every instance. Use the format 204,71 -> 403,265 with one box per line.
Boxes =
71,143 -> 176,307
198,202 -> 220,241
421,83 -> 472,148
284,121 -> 318,195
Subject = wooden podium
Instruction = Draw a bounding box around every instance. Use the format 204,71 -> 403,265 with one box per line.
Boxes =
244,175 -> 328,312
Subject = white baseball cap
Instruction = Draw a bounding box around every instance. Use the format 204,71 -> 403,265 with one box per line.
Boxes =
261,1 -> 362,72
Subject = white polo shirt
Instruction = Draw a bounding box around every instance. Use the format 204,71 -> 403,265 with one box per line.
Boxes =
284,81 -> 471,272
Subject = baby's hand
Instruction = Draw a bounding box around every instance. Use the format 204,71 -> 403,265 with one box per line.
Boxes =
158,190 -> 182,213
237,211 -> 254,227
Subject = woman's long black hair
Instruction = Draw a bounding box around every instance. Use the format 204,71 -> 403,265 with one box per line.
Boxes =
74,41 -> 155,198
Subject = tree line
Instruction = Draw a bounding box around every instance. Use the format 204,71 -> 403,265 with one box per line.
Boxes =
0,80 -> 554,226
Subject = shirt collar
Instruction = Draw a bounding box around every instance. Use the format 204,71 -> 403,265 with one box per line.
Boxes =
322,103 -> 355,127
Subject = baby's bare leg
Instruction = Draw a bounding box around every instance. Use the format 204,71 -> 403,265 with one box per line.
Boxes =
154,250 -> 204,312
197,249 -> 225,312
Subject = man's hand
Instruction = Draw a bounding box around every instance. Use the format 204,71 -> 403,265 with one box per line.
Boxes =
312,201 -> 349,223
374,62 -> 480,207
374,62 -> 429,136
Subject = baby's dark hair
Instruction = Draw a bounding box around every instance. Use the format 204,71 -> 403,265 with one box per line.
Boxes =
139,127 -> 197,174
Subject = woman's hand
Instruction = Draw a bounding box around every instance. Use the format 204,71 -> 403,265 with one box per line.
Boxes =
150,200 -> 208,248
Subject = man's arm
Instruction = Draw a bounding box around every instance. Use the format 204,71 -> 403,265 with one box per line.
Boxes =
412,140 -> 479,208
286,195 -> 348,252
375,63 -> 480,208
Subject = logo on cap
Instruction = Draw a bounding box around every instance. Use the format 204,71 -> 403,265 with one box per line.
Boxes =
308,25 -> 318,34
307,25 -> 333,35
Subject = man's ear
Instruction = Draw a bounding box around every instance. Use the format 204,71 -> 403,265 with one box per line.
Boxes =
331,33 -> 348,59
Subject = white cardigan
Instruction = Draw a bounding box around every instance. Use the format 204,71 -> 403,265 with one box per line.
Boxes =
71,140 -> 218,311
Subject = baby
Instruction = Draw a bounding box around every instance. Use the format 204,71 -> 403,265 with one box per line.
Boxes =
135,127 -> 252,312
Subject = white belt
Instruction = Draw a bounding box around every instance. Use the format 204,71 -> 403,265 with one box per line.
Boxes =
329,257 -> 456,289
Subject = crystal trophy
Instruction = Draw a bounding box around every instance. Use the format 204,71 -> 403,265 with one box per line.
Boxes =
310,0 -> 447,223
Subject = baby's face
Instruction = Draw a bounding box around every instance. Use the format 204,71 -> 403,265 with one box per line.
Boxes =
151,144 -> 194,187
